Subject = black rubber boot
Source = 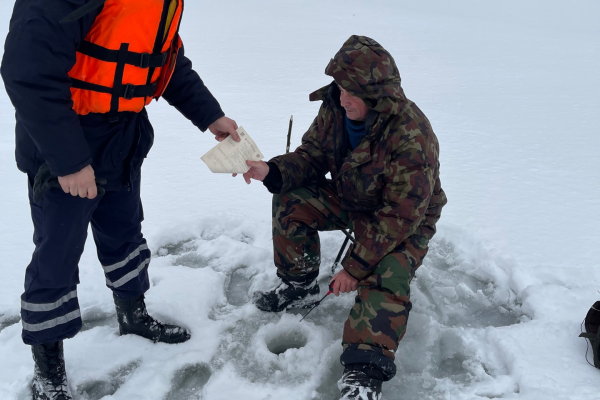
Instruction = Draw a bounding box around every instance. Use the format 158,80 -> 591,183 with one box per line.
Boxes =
253,273 -> 320,312
114,295 -> 190,344
31,341 -> 73,400
338,364 -> 383,400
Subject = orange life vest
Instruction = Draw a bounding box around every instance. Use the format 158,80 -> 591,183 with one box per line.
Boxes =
68,0 -> 183,120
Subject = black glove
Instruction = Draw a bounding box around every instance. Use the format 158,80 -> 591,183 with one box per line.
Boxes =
33,163 -> 107,202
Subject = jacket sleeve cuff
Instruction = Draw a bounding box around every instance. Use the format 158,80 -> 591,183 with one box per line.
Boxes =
198,110 -> 225,132
341,243 -> 374,281
47,155 -> 92,177
262,161 -> 283,193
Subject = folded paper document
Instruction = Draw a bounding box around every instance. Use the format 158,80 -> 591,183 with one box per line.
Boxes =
201,126 -> 264,173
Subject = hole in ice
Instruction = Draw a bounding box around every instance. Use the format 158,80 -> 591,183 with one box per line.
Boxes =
164,363 -> 211,400
77,360 -> 140,400
266,331 -> 307,355
81,307 -> 118,332
0,314 -> 20,333
226,268 -> 252,306
172,252 -> 210,269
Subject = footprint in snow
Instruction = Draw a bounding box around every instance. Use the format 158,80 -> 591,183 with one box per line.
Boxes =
80,306 -> 118,332
76,360 -> 140,400
413,239 -> 523,328
164,363 -> 211,400
226,268 -> 252,306
172,252 -> 211,269
156,239 -> 212,269
156,239 -> 199,257
0,314 -> 21,333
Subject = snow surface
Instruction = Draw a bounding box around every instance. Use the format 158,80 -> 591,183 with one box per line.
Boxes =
1,1 -> 599,399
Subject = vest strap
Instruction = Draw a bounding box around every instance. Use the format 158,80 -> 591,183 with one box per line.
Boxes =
121,83 -> 156,99
78,41 -> 168,68
71,79 -> 156,99
108,43 -> 130,122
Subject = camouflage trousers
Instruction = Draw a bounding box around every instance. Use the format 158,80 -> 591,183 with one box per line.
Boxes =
272,183 -> 429,379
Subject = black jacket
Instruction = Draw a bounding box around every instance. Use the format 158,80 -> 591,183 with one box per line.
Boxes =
1,0 -> 224,190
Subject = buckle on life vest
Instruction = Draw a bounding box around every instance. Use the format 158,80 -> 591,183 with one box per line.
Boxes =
121,83 -> 156,100
123,84 -> 136,100
139,53 -> 150,68
140,52 -> 168,68
138,53 -> 168,69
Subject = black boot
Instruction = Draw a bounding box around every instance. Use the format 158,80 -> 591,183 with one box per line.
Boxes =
31,341 -> 73,400
114,295 -> 190,344
253,273 -> 320,312
338,364 -> 383,400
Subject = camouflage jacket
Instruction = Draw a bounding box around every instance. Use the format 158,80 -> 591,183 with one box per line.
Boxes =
270,36 -> 447,280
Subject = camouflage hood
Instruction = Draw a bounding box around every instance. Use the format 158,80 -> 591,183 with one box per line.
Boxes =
310,35 -> 407,115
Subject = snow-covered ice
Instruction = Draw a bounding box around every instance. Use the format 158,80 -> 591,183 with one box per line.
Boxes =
1,1 -> 599,399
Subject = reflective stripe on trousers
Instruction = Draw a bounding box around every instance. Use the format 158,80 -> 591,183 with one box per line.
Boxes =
20,287 -> 82,341
103,243 -> 151,288
22,310 -> 81,332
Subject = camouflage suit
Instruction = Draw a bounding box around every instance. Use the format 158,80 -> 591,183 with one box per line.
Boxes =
267,36 -> 447,380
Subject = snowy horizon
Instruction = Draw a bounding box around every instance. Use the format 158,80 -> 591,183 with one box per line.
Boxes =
1,1 -> 599,399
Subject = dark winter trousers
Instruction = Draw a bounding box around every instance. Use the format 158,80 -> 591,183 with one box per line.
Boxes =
21,175 -> 150,345
273,183 -> 429,380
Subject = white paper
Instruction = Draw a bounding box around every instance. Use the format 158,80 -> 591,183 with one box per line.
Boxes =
200,126 -> 264,173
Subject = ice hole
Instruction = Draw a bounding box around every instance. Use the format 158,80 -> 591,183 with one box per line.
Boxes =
266,331 -> 308,355
226,268 -> 252,306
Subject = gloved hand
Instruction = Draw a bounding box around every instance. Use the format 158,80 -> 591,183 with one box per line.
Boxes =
33,163 -> 107,202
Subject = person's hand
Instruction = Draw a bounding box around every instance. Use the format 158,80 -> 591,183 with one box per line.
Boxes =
330,269 -> 358,296
208,116 -> 240,142
233,160 -> 269,184
58,165 -> 98,199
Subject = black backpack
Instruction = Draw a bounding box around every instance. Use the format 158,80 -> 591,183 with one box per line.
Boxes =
579,301 -> 600,369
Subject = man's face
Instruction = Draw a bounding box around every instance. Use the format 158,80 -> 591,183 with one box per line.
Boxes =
339,86 -> 369,121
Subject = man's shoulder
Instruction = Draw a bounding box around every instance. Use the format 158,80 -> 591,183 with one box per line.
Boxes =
12,0 -> 90,20
379,101 -> 439,162
387,101 -> 436,141
7,0 -> 99,42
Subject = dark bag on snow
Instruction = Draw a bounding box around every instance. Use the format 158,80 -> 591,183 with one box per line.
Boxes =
579,301 -> 600,369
